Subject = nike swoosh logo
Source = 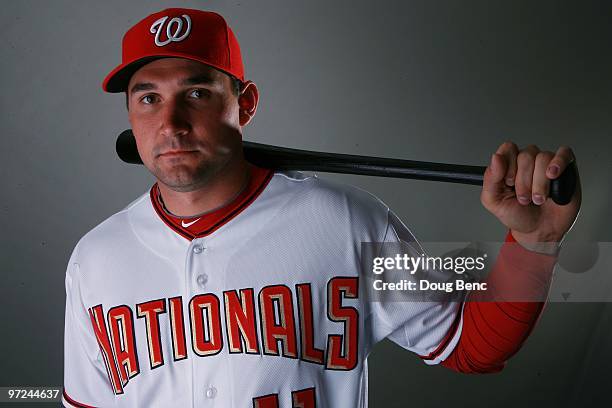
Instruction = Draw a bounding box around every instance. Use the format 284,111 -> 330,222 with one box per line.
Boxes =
181,218 -> 201,228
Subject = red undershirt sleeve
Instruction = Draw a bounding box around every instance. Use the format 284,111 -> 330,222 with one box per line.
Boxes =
441,231 -> 558,373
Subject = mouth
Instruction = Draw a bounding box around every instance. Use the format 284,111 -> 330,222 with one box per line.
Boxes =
157,150 -> 198,158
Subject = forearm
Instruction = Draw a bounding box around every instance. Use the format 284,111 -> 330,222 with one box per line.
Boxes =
442,231 -> 557,373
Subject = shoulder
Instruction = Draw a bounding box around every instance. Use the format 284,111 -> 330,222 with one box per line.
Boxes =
271,170 -> 389,209
266,170 -> 391,238
68,191 -> 151,267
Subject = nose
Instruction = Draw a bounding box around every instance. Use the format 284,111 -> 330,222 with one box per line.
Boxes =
159,99 -> 190,137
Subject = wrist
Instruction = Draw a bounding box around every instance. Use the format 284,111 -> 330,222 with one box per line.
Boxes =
509,229 -> 563,256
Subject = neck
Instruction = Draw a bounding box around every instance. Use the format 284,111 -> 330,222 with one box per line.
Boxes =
157,159 -> 251,217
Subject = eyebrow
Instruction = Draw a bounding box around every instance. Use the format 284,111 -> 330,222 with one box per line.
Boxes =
129,82 -> 156,94
129,74 -> 217,95
179,74 -> 216,86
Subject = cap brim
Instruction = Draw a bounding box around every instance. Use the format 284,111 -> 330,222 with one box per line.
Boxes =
102,53 -> 242,93
102,56 -> 165,93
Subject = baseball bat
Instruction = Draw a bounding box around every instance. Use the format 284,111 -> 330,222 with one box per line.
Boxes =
116,129 -> 577,205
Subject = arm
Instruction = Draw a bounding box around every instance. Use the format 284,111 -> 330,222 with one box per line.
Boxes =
63,250 -> 116,408
440,142 -> 581,373
441,231 -> 556,373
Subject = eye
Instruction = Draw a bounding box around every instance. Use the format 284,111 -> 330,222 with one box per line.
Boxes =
140,94 -> 158,105
188,89 -> 208,99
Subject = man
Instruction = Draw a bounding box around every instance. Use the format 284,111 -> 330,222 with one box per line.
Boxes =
63,8 -> 581,408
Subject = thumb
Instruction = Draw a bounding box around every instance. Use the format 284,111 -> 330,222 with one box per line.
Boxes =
481,153 -> 509,210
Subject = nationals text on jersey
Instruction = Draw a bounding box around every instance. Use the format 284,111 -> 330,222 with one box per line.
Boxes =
89,277 -> 359,395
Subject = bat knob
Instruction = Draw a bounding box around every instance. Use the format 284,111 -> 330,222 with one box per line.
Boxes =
116,130 -> 143,165
549,162 -> 577,206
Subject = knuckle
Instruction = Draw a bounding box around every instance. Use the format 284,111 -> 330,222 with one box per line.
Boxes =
532,179 -> 548,193
559,145 -> 576,160
515,185 -> 530,196
537,151 -> 554,162
502,141 -> 518,150
480,192 -> 493,210
514,174 -> 531,191
517,150 -> 535,163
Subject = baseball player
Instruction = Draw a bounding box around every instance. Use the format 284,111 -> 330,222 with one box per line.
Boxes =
62,8 -> 581,408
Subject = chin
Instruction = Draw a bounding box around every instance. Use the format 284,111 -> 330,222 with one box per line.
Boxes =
154,162 -> 217,192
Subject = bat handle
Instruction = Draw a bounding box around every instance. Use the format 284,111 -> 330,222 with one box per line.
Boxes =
549,162 -> 577,205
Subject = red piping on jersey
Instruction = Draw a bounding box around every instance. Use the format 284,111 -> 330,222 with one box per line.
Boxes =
150,165 -> 273,241
62,389 -> 97,408
418,302 -> 463,361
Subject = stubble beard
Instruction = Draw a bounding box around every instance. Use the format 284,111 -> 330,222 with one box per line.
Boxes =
152,155 -> 223,193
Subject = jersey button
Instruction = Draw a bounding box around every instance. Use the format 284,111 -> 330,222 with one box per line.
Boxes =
205,386 -> 217,399
196,274 -> 208,288
193,244 -> 205,254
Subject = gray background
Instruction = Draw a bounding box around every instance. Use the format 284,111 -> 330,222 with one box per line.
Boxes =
1,0 -> 611,406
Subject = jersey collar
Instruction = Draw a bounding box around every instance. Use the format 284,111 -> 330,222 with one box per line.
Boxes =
150,165 -> 273,240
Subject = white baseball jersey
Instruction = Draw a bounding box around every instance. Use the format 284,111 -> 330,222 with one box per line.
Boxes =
63,166 -> 463,408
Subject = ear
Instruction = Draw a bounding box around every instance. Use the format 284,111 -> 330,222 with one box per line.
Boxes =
238,80 -> 259,126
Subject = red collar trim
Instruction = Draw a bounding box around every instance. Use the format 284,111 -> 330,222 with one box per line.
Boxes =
150,166 -> 273,241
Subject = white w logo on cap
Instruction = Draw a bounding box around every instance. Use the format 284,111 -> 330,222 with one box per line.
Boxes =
150,15 -> 192,47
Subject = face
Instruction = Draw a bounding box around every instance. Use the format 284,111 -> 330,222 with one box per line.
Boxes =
127,58 -> 255,192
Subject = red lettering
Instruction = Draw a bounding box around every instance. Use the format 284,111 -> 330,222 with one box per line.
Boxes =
108,305 -> 139,383
296,284 -> 324,365
189,294 -> 223,356
292,387 -> 316,407
88,305 -> 124,394
259,285 -> 298,358
253,394 -> 279,408
168,297 -> 187,361
326,277 -> 359,370
224,289 -> 259,354
136,299 -> 167,369
253,387 -> 317,407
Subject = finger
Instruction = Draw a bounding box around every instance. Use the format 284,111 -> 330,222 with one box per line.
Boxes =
495,141 -> 519,187
480,153 -> 508,211
546,145 -> 575,179
515,145 -> 540,205
532,151 -> 554,205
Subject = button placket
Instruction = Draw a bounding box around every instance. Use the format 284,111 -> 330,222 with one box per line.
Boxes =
190,239 -> 210,290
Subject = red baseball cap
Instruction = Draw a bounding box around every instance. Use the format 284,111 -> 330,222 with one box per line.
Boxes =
102,8 -> 244,93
